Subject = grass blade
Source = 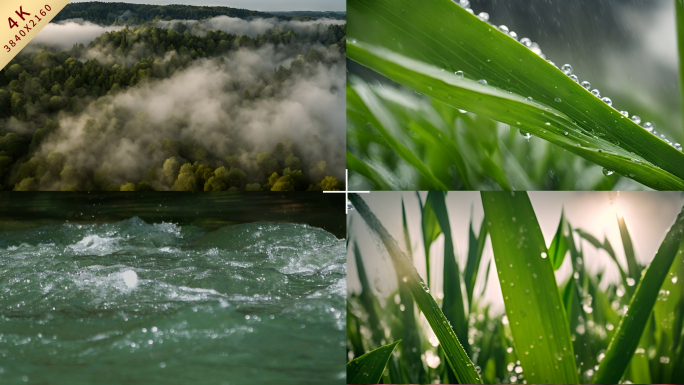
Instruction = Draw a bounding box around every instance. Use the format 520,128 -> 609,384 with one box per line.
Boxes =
549,210 -> 569,270
427,192 -> 470,355
348,82 -> 449,190
347,0 -> 684,189
593,206 -> 684,384
576,229 -> 630,293
401,198 -> 412,259
347,150 -> 392,191
677,0 -> 684,136
481,191 -> 579,384
421,194 -> 442,287
349,193 -> 483,384
617,214 -> 642,284
347,340 -> 402,384
353,241 -> 384,345
465,212 -> 488,308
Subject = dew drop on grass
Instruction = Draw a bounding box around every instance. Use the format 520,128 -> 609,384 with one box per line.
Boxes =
675,143 -> 682,151
509,31 -> 519,41
507,347 -> 513,353
478,79 -> 488,85
672,276 -> 678,283
631,115 -> 641,124
564,131 -> 569,136
520,130 -> 531,141
569,74 -> 579,82
591,89 -> 601,97
455,70 -> 464,77
545,122 -> 551,126
555,97 -> 562,102
626,277 -> 636,287
601,97 -> 612,106
541,252 -> 547,258
520,37 -> 532,47
478,12 -> 489,21
658,290 -> 670,301
660,356 -> 670,364
620,110 -> 629,117
526,96 -> 533,101
499,25 -> 509,34
561,64 -> 573,75
529,43 -> 542,55
603,168 -> 614,176
643,122 -> 653,132
581,81 -> 591,89
515,366 -> 523,374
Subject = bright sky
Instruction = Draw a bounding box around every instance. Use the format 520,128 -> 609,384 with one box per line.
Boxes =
68,0 -> 346,12
348,192 -> 684,315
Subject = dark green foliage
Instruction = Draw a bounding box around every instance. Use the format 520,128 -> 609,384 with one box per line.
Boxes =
0,12 -> 346,191
53,2 -> 276,25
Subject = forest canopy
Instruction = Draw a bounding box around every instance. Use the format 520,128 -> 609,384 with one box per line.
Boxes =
0,4 -> 346,191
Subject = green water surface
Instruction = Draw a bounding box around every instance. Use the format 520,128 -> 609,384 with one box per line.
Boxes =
0,193 -> 345,384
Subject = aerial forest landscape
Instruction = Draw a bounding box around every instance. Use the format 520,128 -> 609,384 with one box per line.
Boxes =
0,2 -> 346,191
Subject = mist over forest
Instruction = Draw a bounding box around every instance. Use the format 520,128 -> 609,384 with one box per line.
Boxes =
0,3 -> 346,191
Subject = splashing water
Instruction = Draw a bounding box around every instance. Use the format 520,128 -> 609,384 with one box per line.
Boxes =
0,218 -> 345,384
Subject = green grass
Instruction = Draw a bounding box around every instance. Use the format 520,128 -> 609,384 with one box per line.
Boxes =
347,0 -> 684,190
347,192 -> 684,384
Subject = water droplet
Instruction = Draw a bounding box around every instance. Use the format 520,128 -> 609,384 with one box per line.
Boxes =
541,252 -> 547,259
509,31 -> 519,41
620,110 -> 629,117
510,282 -> 515,287
520,130 -> 531,141
564,131 -> 569,136
626,277 -> 635,287
591,89 -> 601,97
643,122 -> 653,132
478,12 -> 489,21
672,276 -> 678,283
455,70 -> 464,78
520,37 -> 532,47
601,97 -> 612,106
515,366 -> 523,374
581,81 -> 591,90
448,165 -> 458,176
555,97 -> 562,102
675,143 -> 682,151
569,74 -> 579,83
631,115 -> 641,124
529,42 -> 542,55
603,168 -> 614,176
561,64 -> 573,75
498,25 -> 509,34
658,290 -> 670,301
351,39 -> 357,44
545,122 -> 551,126
507,347 -> 513,353
660,356 -> 670,364
478,79 -> 488,85
526,96 -> 533,102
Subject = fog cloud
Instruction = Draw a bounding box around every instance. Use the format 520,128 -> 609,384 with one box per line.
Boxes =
32,19 -> 124,49
35,44 -> 345,188
157,16 -> 345,38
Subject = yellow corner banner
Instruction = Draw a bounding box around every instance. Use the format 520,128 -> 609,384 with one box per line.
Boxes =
0,0 -> 71,71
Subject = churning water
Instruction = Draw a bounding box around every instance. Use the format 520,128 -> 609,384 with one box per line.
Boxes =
0,218 -> 345,384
